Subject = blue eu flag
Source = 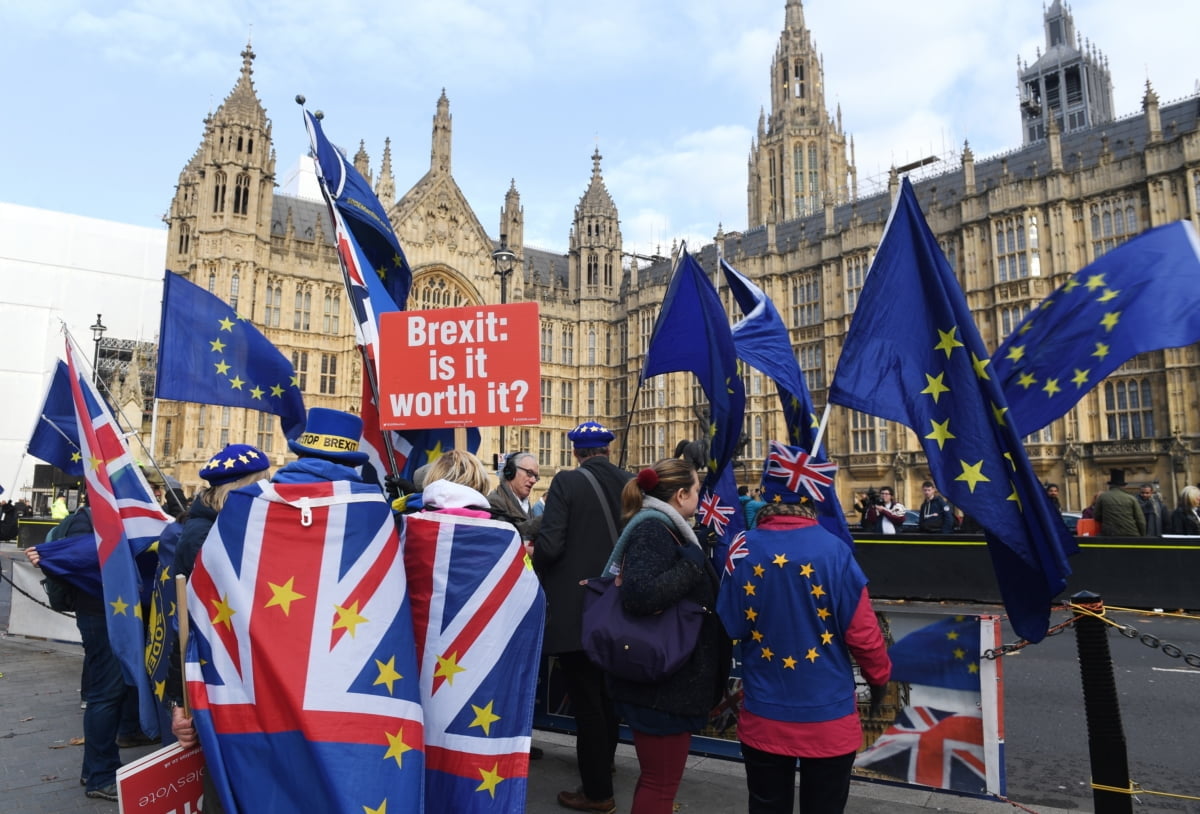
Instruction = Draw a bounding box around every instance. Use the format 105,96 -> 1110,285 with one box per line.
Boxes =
828,179 -> 1076,643
993,220 -> 1200,435
156,271 -> 306,439
28,361 -> 84,475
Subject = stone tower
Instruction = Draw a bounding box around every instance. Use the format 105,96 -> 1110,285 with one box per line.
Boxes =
747,0 -> 854,228
1018,0 -> 1114,144
568,148 -> 622,301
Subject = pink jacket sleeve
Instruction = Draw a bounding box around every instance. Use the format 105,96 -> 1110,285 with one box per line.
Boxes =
844,586 -> 891,686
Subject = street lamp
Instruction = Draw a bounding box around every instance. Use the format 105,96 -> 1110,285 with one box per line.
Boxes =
491,236 -> 517,305
491,237 -> 517,456
89,313 -> 107,385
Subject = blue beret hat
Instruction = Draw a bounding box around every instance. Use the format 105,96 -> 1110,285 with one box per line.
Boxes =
201,444 -> 270,486
287,407 -> 369,465
567,420 -> 615,449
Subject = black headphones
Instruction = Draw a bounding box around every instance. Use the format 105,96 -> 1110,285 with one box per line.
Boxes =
503,452 -> 529,481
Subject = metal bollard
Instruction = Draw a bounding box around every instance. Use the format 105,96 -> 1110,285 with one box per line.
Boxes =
1071,590 -> 1132,814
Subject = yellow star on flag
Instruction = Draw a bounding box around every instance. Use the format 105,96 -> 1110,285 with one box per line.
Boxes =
1007,483 -> 1022,509
1071,369 -> 1090,388
772,553 -> 788,568
782,656 -> 797,669
1017,372 -> 1037,389
373,656 -> 404,695
805,648 -> 819,663
799,562 -> 814,578
210,594 -> 236,629
971,352 -> 991,380
435,651 -> 466,685
209,338 -> 226,353
1092,342 -> 1110,360
742,581 -> 756,596
229,375 -> 245,390
955,460 -> 990,493
1100,311 -> 1121,332
1098,288 -> 1119,303
264,575 -> 305,614
383,729 -> 412,768
752,563 -> 765,578
476,764 -> 504,798
934,327 -> 963,358
218,316 -> 235,331
816,607 -> 831,620
271,384 -> 285,397
990,402 -> 1008,426
821,630 -> 834,645
214,360 -> 231,375
1062,277 -> 1080,292
1085,273 -> 1106,291
250,386 -> 264,400
363,800 -> 387,814
760,647 -> 774,661
332,600 -> 368,638
1042,378 -> 1061,397
745,607 -> 758,622
426,440 -> 446,464
470,700 -> 502,735
1005,345 -> 1025,362
925,418 -> 955,450
810,584 -> 826,599
921,372 -> 950,404
750,629 -> 764,642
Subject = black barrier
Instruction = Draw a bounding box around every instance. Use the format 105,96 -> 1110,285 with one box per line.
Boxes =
17,518 -> 56,549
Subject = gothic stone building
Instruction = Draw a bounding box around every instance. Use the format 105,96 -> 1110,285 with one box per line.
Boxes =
157,0 -> 1200,515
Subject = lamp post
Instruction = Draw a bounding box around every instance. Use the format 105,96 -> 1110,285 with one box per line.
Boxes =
491,237 -> 517,456
89,313 -> 107,385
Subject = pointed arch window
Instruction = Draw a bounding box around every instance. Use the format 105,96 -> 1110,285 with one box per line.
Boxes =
230,271 -> 240,311
207,270 -> 217,293
213,171 -> 227,213
793,144 -> 805,216
247,137 -> 253,154
177,223 -> 191,254
265,283 -> 282,327
793,60 -> 805,99
586,252 -> 599,290
808,144 -> 819,205
291,351 -> 309,391
237,135 -> 244,152
603,255 -> 613,288
323,289 -> 341,334
413,272 -> 472,310
294,287 -> 312,331
588,329 -> 597,365
234,173 -> 251,216
1104,378 -> 1155,440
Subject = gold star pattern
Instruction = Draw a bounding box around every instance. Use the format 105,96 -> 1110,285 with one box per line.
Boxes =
934,327 -> 964,358
1092,342 -> 1110,360
476,764 -> 504,798
921,372 -> 951,404
228,375 -> 245,390
955,460 -> 990,493
469,700 -> 501,735
434,652 -> 466,685
209,338 -> 227,353
821,631 -> 834,645
805,648 -> 819,663
760,647 -> 774,661
925,418 -> 956,450
1085,273 -> 1106,291
1062,277 -> 1080,292
1005,345 -> 1025,362
218,316 -> 235,331
270,384 -> 286,397
1042,378 -> 1061,397
750,629 -> 765,642
782,656 -> 797,669
810,584 -> 826,599
1100,311 -> 1121,332
214,360 -> 231,375
752,563 -> 765,578
210,594 -> 236,630
250,386 -> 264,400
1097,288 -> 1120,303
426,440 -> 446,464
383,728 -> 413,768
1007,483 -> 1022,509
742,581 -> 757,596
264,577 -> 305,615
332,601 -> 368,638
816,607 -> 831,620
772,553 -> 788,568
799,562 -> 815,578
1017,372 -> 1037,389
104,594 -> 126,615
155,679 -> 166,701
990,401 -> 1008,427
968,662 -> 980,675
363,801 -> 387,814
1071,368 -> 1090,388
745,607 -> 758,622
373,656 -> 404,695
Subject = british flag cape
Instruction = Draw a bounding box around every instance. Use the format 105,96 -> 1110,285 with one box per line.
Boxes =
185,478 -> 424,813
402,509 -> 545,813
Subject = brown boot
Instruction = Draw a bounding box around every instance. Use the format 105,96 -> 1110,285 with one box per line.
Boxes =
557,789 -> 616,813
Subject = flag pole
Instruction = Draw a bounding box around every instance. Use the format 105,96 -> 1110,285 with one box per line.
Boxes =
175,573 -> 191,717
299,101 -> 401,481
811,403 -> 831,455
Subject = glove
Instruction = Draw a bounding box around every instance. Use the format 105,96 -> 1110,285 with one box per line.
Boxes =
692,523 -> 719,555
868,683 -> 887,717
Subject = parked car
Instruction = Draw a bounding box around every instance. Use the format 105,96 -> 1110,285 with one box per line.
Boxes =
1061,511 -> 1082,534
902,509 -> 920,532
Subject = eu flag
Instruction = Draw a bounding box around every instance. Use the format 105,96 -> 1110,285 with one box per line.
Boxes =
828,179 -> 1076,643
304,110 -> 412,310
721,258 -> 854,547
888,615 -> 982,692
993,220 -> 1200,434
642,249 -> 746,565
27,361 -> 84,475
156,271 -> 306,439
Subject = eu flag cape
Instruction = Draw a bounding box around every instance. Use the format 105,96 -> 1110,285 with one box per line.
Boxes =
185,478 -> 425,813
828,179 -> 1075,643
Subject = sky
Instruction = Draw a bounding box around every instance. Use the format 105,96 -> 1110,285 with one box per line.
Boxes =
2,0 -> 1198,258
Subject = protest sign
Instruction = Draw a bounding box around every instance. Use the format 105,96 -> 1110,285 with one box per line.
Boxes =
116,742 -> 205,814
378,302 -> 541,430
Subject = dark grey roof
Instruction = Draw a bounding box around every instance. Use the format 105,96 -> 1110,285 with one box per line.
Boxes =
520,244 -> 569,289
271,195 -> 334,243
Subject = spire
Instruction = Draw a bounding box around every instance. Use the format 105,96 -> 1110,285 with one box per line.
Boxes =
353,140 -> 372,184
212,41 -> 267,127
577,147 -> 616,215
784,0 -> 805,31
376,137 -> 395,206
430,89 -> 452,175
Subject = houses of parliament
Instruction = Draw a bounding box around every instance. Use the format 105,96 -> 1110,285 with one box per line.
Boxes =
149,0 -> 1200,514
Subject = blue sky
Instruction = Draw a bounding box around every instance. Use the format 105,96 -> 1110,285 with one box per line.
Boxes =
3,0 -> 1197,257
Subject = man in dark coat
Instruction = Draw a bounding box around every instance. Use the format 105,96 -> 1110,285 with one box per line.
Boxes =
533,421 -> 632,813
487,451 -> 543,544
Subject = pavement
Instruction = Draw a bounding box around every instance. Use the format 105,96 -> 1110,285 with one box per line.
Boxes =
0,544 -> 1079,813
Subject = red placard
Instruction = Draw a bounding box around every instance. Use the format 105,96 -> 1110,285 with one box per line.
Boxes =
116,742 -> 206,814
377,302 -> 542,429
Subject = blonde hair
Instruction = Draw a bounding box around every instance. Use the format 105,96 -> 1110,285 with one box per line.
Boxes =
1181,485 -> 1200,509
425,449 -> 491,494
199,470 -> 268,514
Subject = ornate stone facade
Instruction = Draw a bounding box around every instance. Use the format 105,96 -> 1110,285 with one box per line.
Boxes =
157,3 -> 1200,516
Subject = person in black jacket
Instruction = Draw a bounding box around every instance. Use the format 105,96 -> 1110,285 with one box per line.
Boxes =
533,421 -> 632,814
917,481 -> 955,533
606,458 -> 730,814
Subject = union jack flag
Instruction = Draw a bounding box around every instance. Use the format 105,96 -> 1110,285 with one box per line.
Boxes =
698,489 -> 736,537
185,478 -> 425,813
764,440 -> 837,501
64,338 -> 172,738
854,706 -> 985,793
402,511 -> 546,813
722,531 -> 748,577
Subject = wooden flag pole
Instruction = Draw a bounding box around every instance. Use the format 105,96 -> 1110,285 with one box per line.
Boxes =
175,573 -> 191,717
